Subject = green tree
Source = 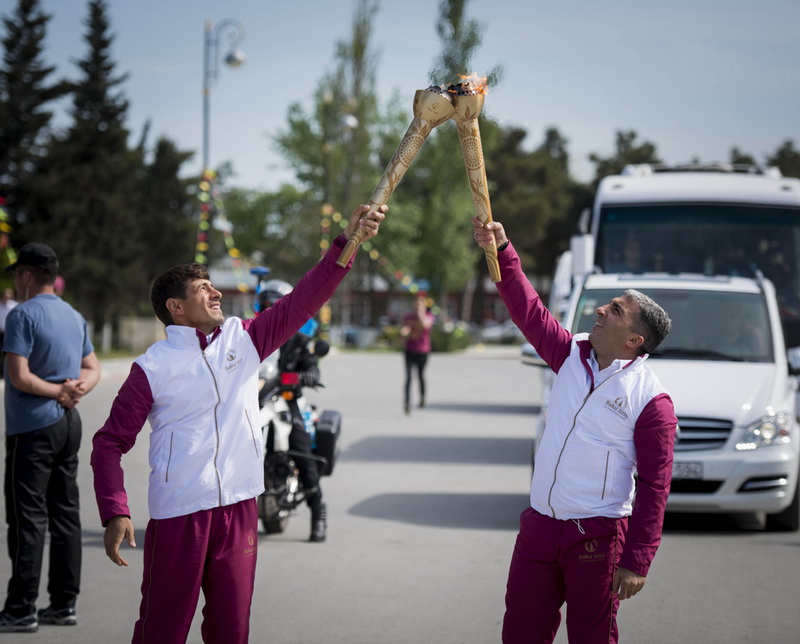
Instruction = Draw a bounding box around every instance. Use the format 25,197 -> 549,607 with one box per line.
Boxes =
257,0 -> 385,323
224,183 -> 318,283
274,0 -> 380,212
489,126 -> 579,275
766,139 -> 800,178
729,146 -> 756,166
135,129 -> 197,306
0,0 -> 68,231
29,0 -> 140,332
589,130 -> 661,186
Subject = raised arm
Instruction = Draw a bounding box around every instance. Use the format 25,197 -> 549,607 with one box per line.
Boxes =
472,217 -> 573,371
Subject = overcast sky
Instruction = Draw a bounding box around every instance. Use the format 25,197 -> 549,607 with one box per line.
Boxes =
28,0 -> 800,191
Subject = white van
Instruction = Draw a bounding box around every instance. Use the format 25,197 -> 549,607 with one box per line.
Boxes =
529,271 -> 799,531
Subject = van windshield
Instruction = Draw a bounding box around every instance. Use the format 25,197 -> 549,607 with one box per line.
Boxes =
573,288 -> 774,363
595,204 -> 800,347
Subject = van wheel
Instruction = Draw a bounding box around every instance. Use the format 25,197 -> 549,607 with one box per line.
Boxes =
765,474 -> 799,532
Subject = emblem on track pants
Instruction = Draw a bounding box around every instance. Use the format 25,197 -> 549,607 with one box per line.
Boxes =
579,539 -> 606,562
243,530 -> 256,556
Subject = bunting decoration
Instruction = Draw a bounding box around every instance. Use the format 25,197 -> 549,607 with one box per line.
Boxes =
195,170 -> 249,293
0,197 -> 17,276
319,204 -> 438,314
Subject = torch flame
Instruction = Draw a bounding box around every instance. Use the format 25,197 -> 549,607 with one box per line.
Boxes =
446,73 -> 489,96
459,73 -> 489,94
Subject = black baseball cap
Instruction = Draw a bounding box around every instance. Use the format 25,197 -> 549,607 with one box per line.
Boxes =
4,242 -> 59,272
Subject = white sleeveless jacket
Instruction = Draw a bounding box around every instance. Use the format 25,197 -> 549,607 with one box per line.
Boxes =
135,318 -> 264,520
531,333 -> 670,520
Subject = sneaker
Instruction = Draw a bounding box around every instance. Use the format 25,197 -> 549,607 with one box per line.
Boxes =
0,610 -> 38,633
37,605 -> 77,626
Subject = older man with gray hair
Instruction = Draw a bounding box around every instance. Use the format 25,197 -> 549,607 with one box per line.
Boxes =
473,218 -> 677,644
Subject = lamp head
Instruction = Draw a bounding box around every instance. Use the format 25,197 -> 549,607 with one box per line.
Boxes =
224,49 -> 245,67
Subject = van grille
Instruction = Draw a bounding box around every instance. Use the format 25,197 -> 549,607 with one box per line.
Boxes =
675,417 -> 733,452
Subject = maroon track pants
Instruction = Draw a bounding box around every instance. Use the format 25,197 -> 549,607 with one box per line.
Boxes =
131,498 -> 258,644
502,507 -> 627,644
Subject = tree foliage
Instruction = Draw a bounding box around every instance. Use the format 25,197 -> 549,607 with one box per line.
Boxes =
135,132 -> 197,306
589,130 -> 661,186
0,0 -> 68,222
487,126 -> 583,276
224,183 -> 318,284
0,0 -> 195,334
766,139 -> 800,178
28,0 -> 140,327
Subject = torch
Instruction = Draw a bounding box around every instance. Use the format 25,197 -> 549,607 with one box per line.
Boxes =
336,86 -> 456,267
450,76 -> 502,283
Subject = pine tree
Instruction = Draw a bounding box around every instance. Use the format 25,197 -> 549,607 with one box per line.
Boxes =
136,131 -> 197,305
0,0 -> 69,225
32,0 -> 141,332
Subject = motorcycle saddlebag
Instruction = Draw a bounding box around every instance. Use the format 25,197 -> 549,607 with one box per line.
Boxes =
314,409 -> 341,476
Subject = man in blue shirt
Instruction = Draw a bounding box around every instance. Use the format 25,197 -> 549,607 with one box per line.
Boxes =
0,243 -> 100,633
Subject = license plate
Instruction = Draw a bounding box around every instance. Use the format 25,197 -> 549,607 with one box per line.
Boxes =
672,461 -> 703,480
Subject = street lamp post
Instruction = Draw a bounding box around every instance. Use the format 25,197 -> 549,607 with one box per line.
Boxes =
202,18 -> 245,172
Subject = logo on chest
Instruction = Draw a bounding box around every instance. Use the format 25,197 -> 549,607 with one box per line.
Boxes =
604,396 -> 629,420
224,348 -> 243,373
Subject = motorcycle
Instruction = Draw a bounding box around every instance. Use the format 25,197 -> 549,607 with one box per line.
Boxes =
256,337 -> 341,534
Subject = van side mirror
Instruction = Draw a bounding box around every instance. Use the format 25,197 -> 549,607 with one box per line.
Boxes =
570,234 -> 595,281
787,346 -> 800,376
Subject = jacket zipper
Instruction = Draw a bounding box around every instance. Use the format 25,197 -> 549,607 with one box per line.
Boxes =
601,452 -> 610,499
201,350 -> 224,507
245,409 -> 259,456
165,432 -> 174,482
546,373 -> 620,518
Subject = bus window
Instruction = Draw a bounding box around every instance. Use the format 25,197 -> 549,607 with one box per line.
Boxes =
596,204 -> 800,346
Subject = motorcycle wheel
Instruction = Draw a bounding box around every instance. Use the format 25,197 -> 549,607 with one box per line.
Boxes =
259,496 -> 289,534
260,464 -> 290,534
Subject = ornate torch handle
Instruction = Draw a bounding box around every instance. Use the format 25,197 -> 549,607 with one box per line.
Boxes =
336,89 -> 456,268
455,119 -> 501,283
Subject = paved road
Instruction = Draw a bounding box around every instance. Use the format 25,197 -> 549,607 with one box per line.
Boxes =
1,347 -> 799,643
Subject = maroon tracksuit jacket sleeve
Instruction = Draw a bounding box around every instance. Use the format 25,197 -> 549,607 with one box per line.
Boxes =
496,242 -> 573,371
90,362 -> 154,526
619,393 -> 678,576
243,235 -> 353,359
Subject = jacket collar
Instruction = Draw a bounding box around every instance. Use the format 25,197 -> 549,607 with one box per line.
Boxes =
576,338 -> 648,389
165,324 -> 222,350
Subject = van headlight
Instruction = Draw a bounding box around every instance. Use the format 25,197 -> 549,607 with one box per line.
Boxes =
735,412 -> 792,450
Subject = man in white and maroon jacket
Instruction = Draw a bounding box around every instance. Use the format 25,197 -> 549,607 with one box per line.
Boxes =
91,205 -> 385,644
473,218 -> 677,644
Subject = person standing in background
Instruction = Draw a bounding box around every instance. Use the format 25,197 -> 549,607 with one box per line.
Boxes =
400,296 -> 434,414
0,243 -> 100,633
